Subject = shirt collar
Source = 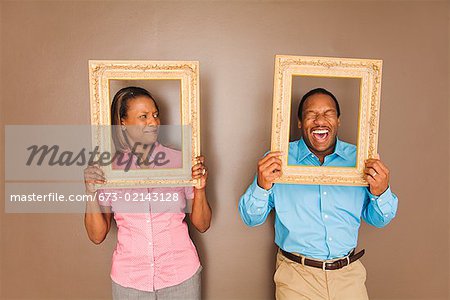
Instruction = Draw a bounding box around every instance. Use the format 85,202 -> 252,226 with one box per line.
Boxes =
297,137 -> 347,163
333,138 -> 348,160
296,138 -> 313,163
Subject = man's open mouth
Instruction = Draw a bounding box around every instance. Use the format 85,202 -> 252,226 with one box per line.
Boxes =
311,128 -> 329,141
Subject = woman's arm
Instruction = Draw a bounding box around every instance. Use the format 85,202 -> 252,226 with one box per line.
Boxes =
84,192 -> 113,244
83,165 -> 113,244
189,156 -> 212,233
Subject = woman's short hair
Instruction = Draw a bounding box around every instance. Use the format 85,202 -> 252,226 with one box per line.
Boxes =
110,86 -> 159,152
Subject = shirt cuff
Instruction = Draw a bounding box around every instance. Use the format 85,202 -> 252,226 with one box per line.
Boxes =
252,184 -> 272,199
251,184 -> 272,207
368,186 -> 394,216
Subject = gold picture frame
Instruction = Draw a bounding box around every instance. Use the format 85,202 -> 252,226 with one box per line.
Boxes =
271,55 -> 383,186
89,60 -> 200,188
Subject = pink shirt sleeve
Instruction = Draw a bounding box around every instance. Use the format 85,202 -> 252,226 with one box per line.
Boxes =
184,186 -> 194,200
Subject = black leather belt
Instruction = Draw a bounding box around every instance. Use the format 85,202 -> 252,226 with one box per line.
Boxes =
280,248 -> 365,271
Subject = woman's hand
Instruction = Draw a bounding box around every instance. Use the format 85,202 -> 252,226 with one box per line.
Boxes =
192,155 -> 207,190
190,155 -> 211,232
83,164 -> 112,245
84,164 -> 106,194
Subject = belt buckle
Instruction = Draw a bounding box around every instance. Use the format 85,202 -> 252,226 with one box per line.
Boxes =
337,255 -> 350,269
323,255 -> 350,271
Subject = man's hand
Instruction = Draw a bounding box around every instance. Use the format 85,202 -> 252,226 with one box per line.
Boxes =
364,155 -> 390,196
257,152 -> 283,190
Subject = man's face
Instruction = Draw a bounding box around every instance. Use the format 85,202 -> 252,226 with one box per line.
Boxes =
298,93 -> 340,160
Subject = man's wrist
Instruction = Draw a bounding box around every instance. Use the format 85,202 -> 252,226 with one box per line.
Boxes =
252,182 -> 273,201
257,180 -> 272,191
369,185 -> 388,197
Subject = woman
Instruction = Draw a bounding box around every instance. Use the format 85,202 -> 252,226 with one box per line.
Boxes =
84,86 -> 211,300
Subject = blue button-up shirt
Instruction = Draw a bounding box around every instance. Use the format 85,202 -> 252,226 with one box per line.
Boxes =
239,138 -> 398,260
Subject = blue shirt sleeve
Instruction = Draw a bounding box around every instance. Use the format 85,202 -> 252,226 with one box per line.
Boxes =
238,176 -> 274,227
362,186 -> 398,228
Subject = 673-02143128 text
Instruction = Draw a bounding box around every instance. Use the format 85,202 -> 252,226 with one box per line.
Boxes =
97,192 -> 180,203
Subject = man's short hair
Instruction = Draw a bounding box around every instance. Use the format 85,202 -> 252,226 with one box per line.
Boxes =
297,88 -> 341,121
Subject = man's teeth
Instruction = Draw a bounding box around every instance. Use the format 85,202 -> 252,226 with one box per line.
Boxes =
312,129 -> 329,134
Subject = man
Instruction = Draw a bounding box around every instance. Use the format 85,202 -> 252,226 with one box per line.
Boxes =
239,88 -> 398,299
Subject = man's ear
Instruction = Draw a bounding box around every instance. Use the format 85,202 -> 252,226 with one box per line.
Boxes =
337,117 -> 341,127
298,120 -> 302,129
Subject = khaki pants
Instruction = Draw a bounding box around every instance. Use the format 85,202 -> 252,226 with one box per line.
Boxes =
274,250 -> 369,300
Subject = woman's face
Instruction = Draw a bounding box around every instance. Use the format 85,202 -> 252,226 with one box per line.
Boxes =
120,96 -> 160,147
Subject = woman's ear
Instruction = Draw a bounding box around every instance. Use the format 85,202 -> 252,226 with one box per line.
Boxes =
120,119 -> 127,131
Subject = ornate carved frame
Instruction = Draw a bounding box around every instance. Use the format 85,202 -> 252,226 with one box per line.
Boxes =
271,55 -> 383,186
89,60 -> 200,188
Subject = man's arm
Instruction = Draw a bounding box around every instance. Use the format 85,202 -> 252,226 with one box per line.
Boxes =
239,152 -> 283,226
239,176 -> 274,226
362,156 -> 398,227
362,187 -> 398,228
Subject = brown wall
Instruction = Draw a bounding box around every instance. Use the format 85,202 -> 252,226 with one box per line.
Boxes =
1,1 -> 449,299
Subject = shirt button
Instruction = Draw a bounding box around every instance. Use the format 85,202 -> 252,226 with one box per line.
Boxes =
371,198 -> 375,201
324,214 -> 328,219
148,241 -> 152,245
150,263 -> 154,267
323,192 -> 327,195
146,219 -> 150,223
329,237 -> 333,241
384,214 -> 389,217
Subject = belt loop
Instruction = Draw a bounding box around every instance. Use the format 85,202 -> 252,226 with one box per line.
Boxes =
301,256 -> 305,265
346,256 -> 350,266
322,261 -> 326,271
